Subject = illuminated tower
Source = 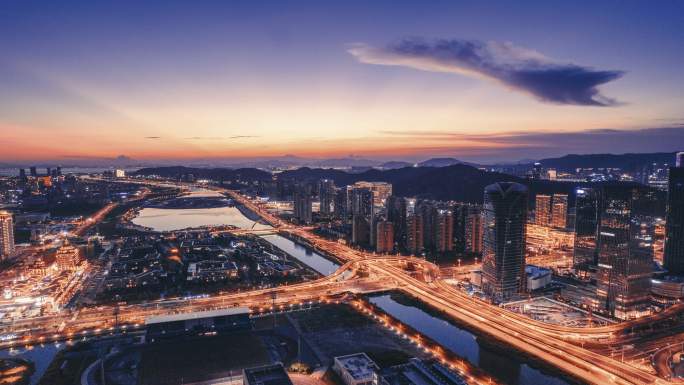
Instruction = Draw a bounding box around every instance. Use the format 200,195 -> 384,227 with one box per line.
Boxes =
0,211 -> 15,259
535,194 -> 552,226
481,182 -> 528,302
551,194 -> 568,228
596,185 -> 656,319
404,198 -> 423,255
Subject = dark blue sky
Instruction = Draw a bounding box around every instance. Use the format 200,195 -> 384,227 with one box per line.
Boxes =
1,0 -> 683,162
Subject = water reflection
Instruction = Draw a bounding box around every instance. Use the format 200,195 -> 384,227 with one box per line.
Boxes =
260,234 -> 339,276
369,294 -> 571,385
0,344 -> 63,385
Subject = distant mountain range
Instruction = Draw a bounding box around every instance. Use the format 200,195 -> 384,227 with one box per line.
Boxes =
5,152 -> 678,175
498,152 -> 678,172
134,164 -> 609,204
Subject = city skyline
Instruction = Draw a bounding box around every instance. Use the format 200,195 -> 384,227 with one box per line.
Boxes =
2,1 -> 684,163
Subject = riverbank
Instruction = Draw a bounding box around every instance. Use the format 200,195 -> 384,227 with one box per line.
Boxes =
370,291 -> 580,385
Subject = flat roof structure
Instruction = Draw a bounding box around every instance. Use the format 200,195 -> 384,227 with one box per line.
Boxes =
333,353 -> 377,385
145,307 -> 250,325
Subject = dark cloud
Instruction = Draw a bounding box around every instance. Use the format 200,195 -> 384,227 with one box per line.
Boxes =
144,136 -> 161,139
348,38 -> 624,106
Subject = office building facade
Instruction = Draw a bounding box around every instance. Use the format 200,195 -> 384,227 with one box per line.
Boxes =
551,194 -> 568,228
596,185 -> 656,319
573,188 -> 601,271
535,194 -> 552,226
481,182 -> 528,302
665,167 -> 684,275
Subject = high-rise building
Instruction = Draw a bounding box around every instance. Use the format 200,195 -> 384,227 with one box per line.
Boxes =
417,201 -> 436,250
535,194 -> 552,226
351,188 -> 374,247
29,166 -> 37,177
333,187 -> 348,220
451,203 -> 478,253
465,209 -> 484,254
351,181 -> 392,207
0,212 -> 15,259
551,194 -> 568,228
376,220 -> 394,254
664,166 -> 684,275
596,185 -> 656,319
318,179 -> 336,216
432,208 -> 454,253
405,214 -> 424,255
573,188 -> 601,271
386,196 -> 407,245
404,199 -> 423,254
481,182 -> 528,302
293,183 -> 313,224
55,244 -> 80,271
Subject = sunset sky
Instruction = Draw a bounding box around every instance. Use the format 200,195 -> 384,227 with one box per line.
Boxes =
1,1 -> 684,163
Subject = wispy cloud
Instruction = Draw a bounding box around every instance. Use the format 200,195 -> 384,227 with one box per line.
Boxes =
229,135 -> 259,139
144,136 -> 162,139
348,38 -> 624,106
184,135 -> 260,140
374,126 -> 684,161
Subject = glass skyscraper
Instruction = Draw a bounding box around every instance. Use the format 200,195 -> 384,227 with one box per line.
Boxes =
481,182 -> 528,302
573,188 -> 601,272
596,185 -> 656,319
664,167 -> 684,275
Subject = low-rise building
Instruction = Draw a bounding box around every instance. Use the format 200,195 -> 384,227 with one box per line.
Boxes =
377,358 -> 467,385
651,276 -> 684,304
187,260 -> 239,282
526,265 -> 552,291
145,307 -> 251,342
334,353 -> 377,385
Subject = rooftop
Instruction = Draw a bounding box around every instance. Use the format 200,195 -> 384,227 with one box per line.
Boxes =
145,306 -> 250,325
335,353 -> 377,380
